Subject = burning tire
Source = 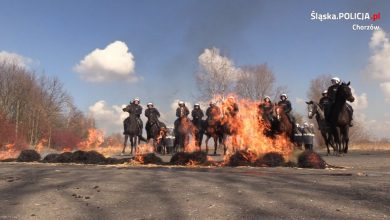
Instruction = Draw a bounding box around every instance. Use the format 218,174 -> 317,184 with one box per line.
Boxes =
170,152 -> 189,165
255,152 -> 285,167
17,149 -> 41,162
55,152 -> 74,163
42,153 -> 60,163
71,150 -> 107,164
298,150 -> 326,169
227,150 -> 256,167
135,153 -> 163,165
170,151 -> 209,165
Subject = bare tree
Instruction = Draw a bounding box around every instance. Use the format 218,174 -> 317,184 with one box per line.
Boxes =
235,64 -> 288,102
196,47 -> 238,102
0,60 -> 94,149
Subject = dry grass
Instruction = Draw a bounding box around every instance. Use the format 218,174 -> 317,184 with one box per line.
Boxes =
349,142 -> 390,151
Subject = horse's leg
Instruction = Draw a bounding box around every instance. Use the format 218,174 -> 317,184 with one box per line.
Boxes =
213,136 -> 218,155
130,136 -> 134,154
199,131 -> 204,152
333,127 -> 341,156
222,134 -> 228,155
205,135 -> 210,154
343,126 -> 349,154
321,130 -> 330,155
122,135 -> 128,154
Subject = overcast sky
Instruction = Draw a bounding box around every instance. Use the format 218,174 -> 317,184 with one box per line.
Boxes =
0,0 -> 389,138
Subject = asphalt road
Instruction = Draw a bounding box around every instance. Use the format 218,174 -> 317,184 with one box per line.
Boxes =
0,150 -> 389,220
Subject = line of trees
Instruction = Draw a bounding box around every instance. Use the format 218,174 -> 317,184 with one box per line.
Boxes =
0,61 -> 95,149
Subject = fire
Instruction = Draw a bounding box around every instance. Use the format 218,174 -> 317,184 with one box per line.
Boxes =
0,143 -> 19,160
76,128 -> 122,157
77,128 -> 105,150
213,95 -> 294,163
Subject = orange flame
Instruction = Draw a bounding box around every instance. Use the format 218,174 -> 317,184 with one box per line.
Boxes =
214,95 -> 294,163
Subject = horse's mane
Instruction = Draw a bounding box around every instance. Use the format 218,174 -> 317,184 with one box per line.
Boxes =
313,101 -> 325,120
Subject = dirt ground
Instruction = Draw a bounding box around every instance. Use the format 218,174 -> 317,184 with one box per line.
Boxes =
0,150 -> 389,220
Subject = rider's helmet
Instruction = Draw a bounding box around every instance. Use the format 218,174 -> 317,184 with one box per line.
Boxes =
178,101 -> 184,106
194,103 -> 200,108
280,94 -> 288,100
147,102 -> 153,108
331,77 -> 341,85
133,97 -> 140,104
263,96 -> 271,102
322,90 -> 328,96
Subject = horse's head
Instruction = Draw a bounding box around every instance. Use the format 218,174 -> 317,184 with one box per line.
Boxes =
305,101 -> 316,119
338,81 -> 355,102
275,105 -> 283,120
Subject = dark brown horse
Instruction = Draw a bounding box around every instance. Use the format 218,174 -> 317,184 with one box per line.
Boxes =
330,82 -> 355,155
306,101 -> 335,155
122,114 -> 141,155
274,105 -> 294,142
204,118 -> 223,155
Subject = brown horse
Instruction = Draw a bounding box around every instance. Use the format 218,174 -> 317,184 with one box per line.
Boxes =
274,105 -> 294,142
204,118 -> 223,155
330,82 -> 354,155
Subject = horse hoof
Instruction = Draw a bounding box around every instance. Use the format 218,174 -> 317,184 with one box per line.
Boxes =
120,152 -> 125,156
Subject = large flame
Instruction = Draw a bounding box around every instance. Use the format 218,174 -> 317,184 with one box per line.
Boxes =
216,95 -> 294,163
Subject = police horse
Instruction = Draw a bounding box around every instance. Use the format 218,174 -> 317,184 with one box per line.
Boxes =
329,82 -> 354,155
122,114 -> 141,155
306,101 -> 336,155
203,117 -> 224,155
192,117 -> 204,151
220,115 -> 240,155
146,120 -> 167,154
174,110 -> 193,152
274,105 -> 294,143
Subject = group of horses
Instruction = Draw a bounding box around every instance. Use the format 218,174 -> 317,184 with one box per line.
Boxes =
306,82 -> 355,156
122,82 -> 355,156
122,104 -> 295,155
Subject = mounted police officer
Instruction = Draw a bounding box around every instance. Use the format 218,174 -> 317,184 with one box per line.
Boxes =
206,101 -> 221,121
122,98 -> 146,141
259,96 -> 273,123
174,101 -> 190,133
223,96 -> 239,118
192,103 -> 204,146
277,94 -> 296,129
145,102 -> 161,138
327,77 -> 354,126
319,90 -> 331,123
191,103 -> 204,121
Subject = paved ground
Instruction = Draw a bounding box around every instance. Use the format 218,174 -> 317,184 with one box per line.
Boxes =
0,150 -> 389,220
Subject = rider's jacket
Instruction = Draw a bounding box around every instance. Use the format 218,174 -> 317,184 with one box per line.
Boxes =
123,103 -> 142,117
191,108 -> 204,120
206,106 -> 221,120
176,106 -> 190,118
145,107 -> 160,122
223,102 -> 239,117
327,84 -> 339,103
319,96 -> 331,110
277,100 -> 292,113
259,101 -> 273,115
